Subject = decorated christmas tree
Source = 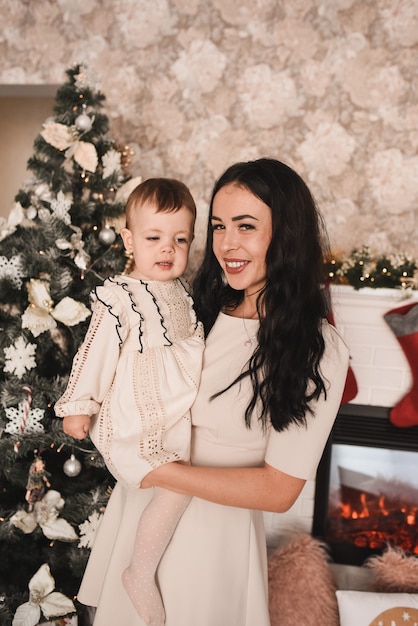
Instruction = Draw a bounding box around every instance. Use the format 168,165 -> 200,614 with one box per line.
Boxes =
0,64 -> 139,626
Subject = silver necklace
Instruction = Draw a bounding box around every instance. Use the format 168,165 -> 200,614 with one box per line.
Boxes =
242,303 -> 258,347
243,321 -> 257,347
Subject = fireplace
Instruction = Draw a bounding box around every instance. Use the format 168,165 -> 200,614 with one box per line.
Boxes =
312,404 -> 418,566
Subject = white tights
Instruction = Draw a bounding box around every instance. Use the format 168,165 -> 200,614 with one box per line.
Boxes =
122,487 -> 191,626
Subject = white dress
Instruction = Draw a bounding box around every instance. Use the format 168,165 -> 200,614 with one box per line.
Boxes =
55,275 -> 204,488
77,313 -> 349,626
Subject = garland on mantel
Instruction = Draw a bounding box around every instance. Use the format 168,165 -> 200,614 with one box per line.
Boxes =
324,246 -> 418,291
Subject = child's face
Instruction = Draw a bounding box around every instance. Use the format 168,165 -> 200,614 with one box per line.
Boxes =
121,203 -> 194,281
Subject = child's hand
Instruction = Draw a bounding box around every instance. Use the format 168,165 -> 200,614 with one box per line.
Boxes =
62,414 -> 90,440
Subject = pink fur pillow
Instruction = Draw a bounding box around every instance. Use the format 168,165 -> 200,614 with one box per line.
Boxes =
268,533 -> 339,626
366,545 -> 418,593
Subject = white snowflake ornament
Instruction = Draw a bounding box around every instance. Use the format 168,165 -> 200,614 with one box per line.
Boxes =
5,403 -> 44,435
102,149 -> 121,178
4,402 -> 45,435
78,510 -> 103,549
0,255 -> 25,289
4,336 -> 36,378
50,191 -> 72,225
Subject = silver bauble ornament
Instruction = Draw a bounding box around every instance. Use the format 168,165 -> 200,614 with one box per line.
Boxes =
63,454 -> 82,477
98,226 -> 116,245
75,113 -> 93,132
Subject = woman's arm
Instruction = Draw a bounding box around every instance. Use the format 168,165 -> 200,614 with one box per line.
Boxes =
140,462 -> 305,513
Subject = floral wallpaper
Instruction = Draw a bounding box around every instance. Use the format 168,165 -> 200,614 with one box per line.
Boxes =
1,0 -> 418,268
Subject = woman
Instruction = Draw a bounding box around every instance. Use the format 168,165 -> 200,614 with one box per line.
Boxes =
78,158 -> 349,626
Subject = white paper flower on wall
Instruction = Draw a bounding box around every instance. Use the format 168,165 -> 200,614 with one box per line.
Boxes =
172,39 -> 227,96
366,148 -> 418,214
297,122 -> 356,179
237,65 -> 301,129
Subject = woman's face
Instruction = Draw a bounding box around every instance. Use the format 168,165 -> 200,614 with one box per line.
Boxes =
211,183 -> 272,294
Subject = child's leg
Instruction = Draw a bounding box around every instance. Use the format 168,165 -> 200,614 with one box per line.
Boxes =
122,487 -> 191,626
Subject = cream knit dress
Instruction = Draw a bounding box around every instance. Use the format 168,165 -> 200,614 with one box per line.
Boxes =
55,275 -> 204,488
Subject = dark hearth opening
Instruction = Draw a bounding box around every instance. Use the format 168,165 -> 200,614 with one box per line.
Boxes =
312,404 -> 418,566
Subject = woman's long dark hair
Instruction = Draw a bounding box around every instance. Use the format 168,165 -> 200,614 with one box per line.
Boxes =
192,158 -> 330,432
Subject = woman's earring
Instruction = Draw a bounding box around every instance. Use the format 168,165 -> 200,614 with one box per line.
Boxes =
221,271 -> 228,286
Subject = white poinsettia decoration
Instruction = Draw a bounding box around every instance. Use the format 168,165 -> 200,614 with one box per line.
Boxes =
41,121 -> 75,151
34,182 -> 53,203
0,254 -> 25,289
50,190 -> 72,225
66,140 -> 98,173
11,490 -> 78,542
21,278 -> 91,337
102,148 -> 122,178
41,118 -> 98,172
0,202 -> 24,241
55,225 -> 90,270
3,336 -> 37,379
12,563 -> 75,626
4,402 -> 44,434
78,510 -> 103,549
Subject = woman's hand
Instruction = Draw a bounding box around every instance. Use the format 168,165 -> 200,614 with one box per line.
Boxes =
62,414 -> 90,440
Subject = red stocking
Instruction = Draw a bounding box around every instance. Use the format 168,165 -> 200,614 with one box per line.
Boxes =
384,302 -> 418,428
324,284 -> 358,405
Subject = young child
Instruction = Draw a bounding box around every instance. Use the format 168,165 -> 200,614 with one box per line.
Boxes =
55,178 -> 204,626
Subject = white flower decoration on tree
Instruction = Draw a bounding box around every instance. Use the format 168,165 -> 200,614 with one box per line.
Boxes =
50,190 -> 72,225
78,510 -> 103,549
0,254 -> 25,289
21,278 -> 91,337
11,489 -> 78,542
0,202 -> 24,241
56,225 -> 90,270
4,336 -> 36,379
40,118 -> 98,173
34,182 -> 53,203
12,563 -> 75,626
102,148 -> 122,178
5,403 -> 44,434
41,121 -> 75,151
66,140 -> 98,173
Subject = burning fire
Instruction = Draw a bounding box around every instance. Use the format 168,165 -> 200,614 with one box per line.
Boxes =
326,467 -> 418,559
